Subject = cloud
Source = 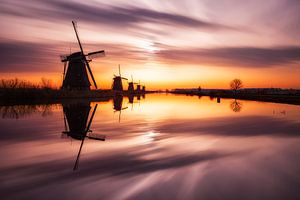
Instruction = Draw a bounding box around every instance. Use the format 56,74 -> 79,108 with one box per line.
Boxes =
156,46 -> 300,67
1,39 -> 300,73
0,41 -> 60,72
0,40 -> 150,72
0,0 -> 233,31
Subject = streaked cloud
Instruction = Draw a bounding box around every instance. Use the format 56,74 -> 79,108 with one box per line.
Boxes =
0,0 -> 299,88
156,46 -> 300,68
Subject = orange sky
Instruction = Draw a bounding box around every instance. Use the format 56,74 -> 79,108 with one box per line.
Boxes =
0,0 -> 300,90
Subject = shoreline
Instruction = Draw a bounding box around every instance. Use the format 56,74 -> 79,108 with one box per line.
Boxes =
169,91 -> 300,105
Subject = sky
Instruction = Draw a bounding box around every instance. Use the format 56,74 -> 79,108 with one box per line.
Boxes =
0,0 -> 300,89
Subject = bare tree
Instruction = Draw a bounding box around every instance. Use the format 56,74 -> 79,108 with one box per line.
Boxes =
230,79 -> 243,94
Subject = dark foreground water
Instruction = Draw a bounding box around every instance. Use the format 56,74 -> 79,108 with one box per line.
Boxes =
1,94 -> 300,200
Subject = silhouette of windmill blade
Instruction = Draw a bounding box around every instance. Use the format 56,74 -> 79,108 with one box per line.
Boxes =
73,136 -> 85,171
85,61 -> 98,89
86,104 -> 98,132
60,54 -> 69,62
87,132 -> 106,141
72,21 -> 98,89
87,50 -> 105,59
63,62 -> 67,78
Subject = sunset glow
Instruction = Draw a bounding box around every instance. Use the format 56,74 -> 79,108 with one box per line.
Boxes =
1,0 -> 300,89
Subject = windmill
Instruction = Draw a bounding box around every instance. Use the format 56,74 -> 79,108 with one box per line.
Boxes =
127,75 -> 138,93
112,64 -> 128,91
141,83 -> 146,92
60,21 -> 105,90
61,102 -> 106,170
136,80 -> 141,92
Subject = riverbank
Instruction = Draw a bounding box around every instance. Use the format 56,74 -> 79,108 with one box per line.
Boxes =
169,88 -> 300,105
0,88 -> 151,106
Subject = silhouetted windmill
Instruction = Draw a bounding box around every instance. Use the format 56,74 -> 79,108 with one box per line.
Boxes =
136,80 -> 141,92
127,75 -> 138,93
61,102 -> 105,170
60,21 -> 105,90
112,65 -> 128,92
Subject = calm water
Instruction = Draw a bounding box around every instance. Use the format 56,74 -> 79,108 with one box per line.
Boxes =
1,94 -> 300,200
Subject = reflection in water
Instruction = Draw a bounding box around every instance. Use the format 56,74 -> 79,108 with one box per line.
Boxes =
113,95 -> 128,122
230,99 -> 243,112
62,101 -> 105,170
1,94 -> 300,199
0,104 -> 55,119
128,94 -> 134,104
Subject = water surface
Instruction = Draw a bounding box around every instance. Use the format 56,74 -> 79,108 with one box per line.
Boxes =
1,94 -> 300,200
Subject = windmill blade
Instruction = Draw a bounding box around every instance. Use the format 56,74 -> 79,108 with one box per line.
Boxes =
63,62 -> 67,78
72,21 -> 84,54
63,112 -> 68,132
72,21 -> 98,89
86,104 -> 98,132
121,77 -> 128,80
73,136 -> 85,171
85,61 -> 98,89
87,50 -> 105,59
118,64 -> 121,76
131,75 -> 133,82
73,104 -> 98,171
60,54 -> 69,62
87,133 -> 106,141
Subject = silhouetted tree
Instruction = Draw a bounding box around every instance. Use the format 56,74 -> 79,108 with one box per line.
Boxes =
230,79 -> 243,95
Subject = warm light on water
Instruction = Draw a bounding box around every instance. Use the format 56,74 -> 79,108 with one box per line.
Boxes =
1,94 -> 300,199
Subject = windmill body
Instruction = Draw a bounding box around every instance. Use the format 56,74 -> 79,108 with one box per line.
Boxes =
112,65 -> 128,92
136,84 -> 141,92
112,76 -> 123,91
62,52 -> 91,90
128,82 -> 134,92
128,75 -> 138,93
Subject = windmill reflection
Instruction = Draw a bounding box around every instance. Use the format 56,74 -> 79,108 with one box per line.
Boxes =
113,95 -> 128,122
230,99 -> 243,112
61,101 -> 105,170
127,94 -> 145,110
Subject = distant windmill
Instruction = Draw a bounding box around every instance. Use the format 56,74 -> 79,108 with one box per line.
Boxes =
112,64 -> 128,91
136,80 -> 141,92
60,21 -> 105,90
127,75 -> 138,93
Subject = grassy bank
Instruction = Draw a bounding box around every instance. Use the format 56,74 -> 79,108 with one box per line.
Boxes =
0,88 -> 152,106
